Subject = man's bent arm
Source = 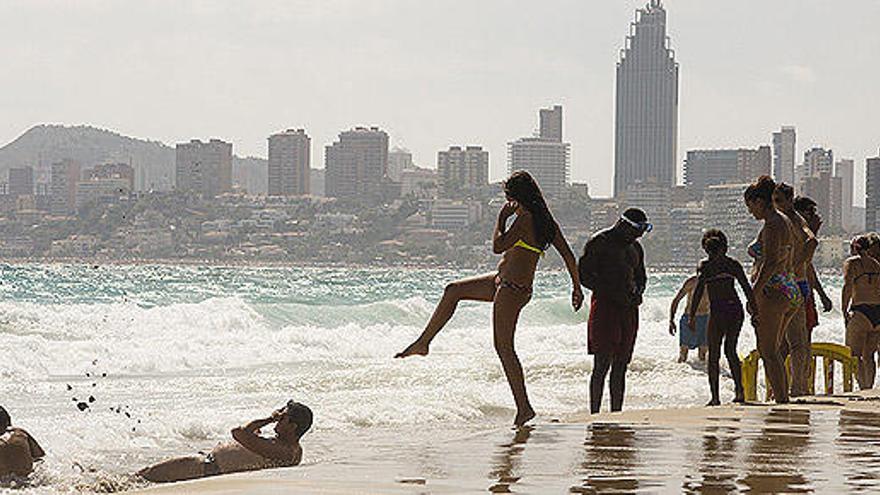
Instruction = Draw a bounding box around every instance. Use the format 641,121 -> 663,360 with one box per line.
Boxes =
231,417 -> 293,462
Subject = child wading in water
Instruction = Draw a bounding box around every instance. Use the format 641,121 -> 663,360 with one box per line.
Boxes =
688,229 -> 758,405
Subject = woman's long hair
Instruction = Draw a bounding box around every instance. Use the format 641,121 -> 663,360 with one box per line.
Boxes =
503,171 -> 557,249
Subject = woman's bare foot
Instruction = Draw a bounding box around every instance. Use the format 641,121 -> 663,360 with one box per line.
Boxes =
514,406 -> 536,427
394,340 -> 429,358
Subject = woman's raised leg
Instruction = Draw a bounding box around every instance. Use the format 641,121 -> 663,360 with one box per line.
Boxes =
395,273 -> 497,358
493,286 -> 533,426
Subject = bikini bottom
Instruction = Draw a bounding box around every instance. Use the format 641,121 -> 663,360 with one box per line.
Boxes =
852,304 -> 880,327
765,272 -> 803,309
494,276 -> 533,296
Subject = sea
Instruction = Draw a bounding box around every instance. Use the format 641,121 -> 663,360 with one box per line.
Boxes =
0,263 -> 846,493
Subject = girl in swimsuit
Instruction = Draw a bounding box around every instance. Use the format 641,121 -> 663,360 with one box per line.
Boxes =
842,235 -> 880,389
395,171 -> 584,426
744,175 -> 801,404
688,229 -> 757,405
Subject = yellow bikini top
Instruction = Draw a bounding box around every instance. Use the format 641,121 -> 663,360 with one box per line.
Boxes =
514,239 -> 545,256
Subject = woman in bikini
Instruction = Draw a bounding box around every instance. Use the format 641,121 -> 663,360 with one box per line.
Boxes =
744,175 -> 801,404
395,171 -> 584,426
688,229 -> 757,405
842,235 -> 880,390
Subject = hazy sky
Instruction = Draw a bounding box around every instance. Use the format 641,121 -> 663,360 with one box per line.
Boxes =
1,0 -> 878,199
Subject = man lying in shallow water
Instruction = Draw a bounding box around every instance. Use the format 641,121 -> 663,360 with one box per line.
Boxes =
137,401 -> 312,483
0,405 -> 46,479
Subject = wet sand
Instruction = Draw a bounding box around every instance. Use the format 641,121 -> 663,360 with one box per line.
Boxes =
134,391 -> 880,494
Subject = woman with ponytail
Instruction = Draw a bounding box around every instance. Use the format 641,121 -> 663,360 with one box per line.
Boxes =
395,171 -> 583,426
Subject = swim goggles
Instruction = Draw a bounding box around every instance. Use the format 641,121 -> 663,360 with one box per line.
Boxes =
620,215 -> 653,233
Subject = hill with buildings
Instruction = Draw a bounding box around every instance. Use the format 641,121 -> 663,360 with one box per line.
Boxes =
0,124 -> 266,193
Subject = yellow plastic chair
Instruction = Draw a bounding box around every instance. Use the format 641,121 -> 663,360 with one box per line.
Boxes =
741,342 -> 858,402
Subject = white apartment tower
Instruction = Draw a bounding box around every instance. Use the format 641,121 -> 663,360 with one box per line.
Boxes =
175,139 -> 233,198
325,127 -> 389,199
437,146 -> 488,197
508,105 -> 570,198
268,129 -> 311,196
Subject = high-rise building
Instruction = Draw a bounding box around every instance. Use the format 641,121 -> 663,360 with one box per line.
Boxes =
175,139 -> 233,197
613,0 -> 679,198
866,151 -> 880,232
802,147 -> 834,180
772,126 -> 796,185
539,105 -> 563,142
437,146 -> 488,197
670,201 -> 705,266
268,129 -> 311,196
835,159 -> 855,232
684,146 -> 771,192
387,147 -> 414,182
508,106 -> 570,198
621,180 -> 672,244
8,166 -> 34,198
325,127 -> 389,199
49,159 -> 81,215
704,183 -> 759,259
801,171 -> 843,233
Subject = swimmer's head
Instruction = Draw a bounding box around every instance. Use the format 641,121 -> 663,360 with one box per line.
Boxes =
0,406 -> 10,431
274,401 -> 313,440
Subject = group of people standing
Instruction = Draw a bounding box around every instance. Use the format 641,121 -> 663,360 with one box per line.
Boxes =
397,171 -> 855,426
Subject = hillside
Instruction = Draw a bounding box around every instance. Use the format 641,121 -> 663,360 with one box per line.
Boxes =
0,124 -> 266,193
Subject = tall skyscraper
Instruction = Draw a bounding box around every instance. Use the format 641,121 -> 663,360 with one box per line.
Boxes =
613,0 -> 679,198
867,151 -> 880,232
539,105 -> 563,142
325,127 -> 389,199
683,146 -> 771,192
175,139 -> 233,197
50,159 -> 81,215
437,146 -> 489,197
835,159 -> 854,232
508,106 -> 570,198
268,129 -> 311,196
772,126 -> 796,185
8,166 -> 34,197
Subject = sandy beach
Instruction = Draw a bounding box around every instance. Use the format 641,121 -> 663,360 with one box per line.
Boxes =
131,390 -> 880,494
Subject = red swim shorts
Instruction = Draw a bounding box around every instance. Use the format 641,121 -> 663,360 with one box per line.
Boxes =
588,294 -> 639,363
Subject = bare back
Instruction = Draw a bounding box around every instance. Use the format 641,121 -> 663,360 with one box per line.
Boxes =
844,255 -> 880,306
210,440 -> 299,474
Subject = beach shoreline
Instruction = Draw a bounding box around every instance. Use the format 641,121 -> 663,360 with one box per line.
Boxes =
131,390 -> 880,494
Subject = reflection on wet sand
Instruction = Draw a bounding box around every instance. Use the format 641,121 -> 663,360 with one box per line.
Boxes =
837,409 -> 880,492
739,408 -> 812,493
571,423 -> 670,493
488,426 -> 532,493
683,423 -> 740,493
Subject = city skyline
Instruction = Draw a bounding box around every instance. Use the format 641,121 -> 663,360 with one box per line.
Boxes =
1,1 -> 879,200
